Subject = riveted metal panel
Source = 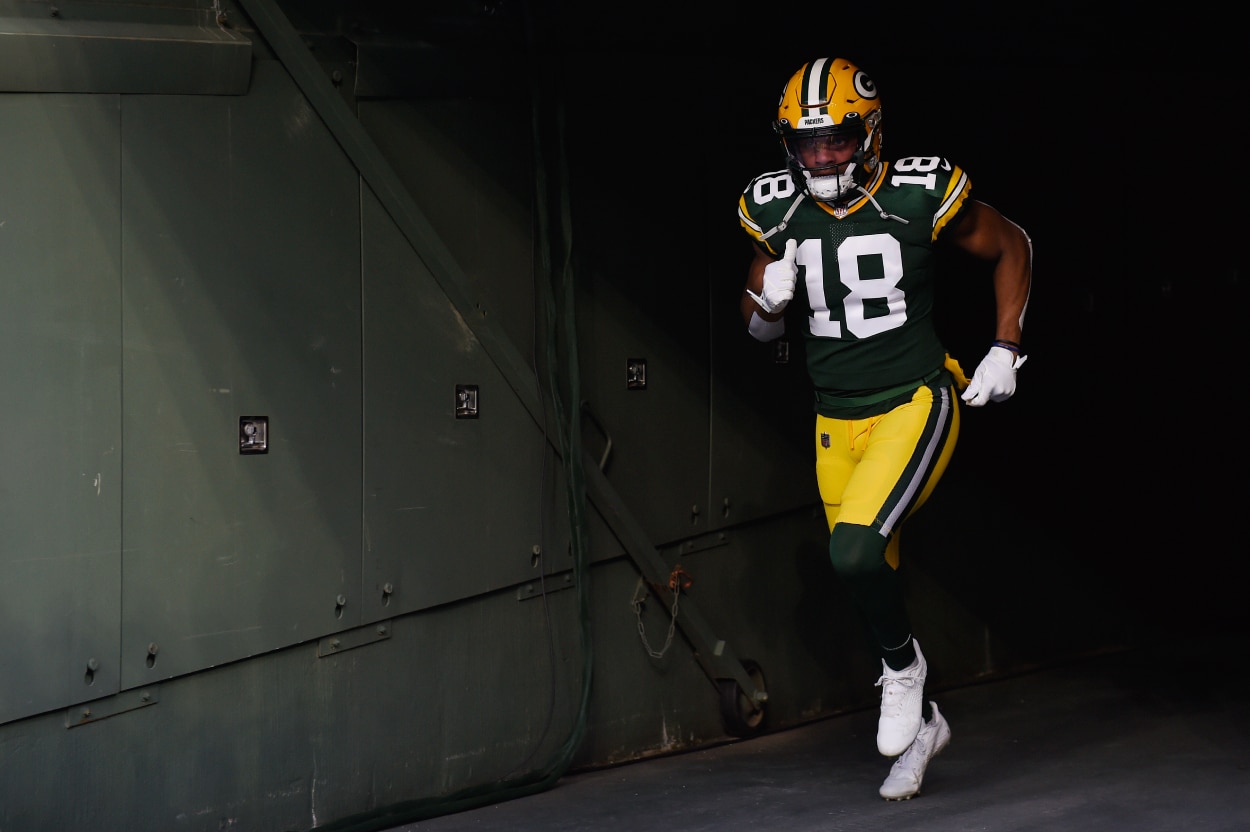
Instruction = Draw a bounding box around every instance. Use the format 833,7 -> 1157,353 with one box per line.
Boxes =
358,186 -> 555,617
354,94 -> 579,616
563,56 -> 712,548
0,93 -> 123,725
118,60 -> 362,687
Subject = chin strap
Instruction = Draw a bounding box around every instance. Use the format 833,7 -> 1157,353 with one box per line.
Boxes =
855,184 -> 909,224
758,176 -> 908,244
758,191 -> 807,241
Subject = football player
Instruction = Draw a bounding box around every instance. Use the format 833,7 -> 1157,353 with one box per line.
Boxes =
738,57 -> 1032,800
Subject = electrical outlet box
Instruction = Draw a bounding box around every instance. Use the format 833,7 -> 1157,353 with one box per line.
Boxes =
239,416 -> 268,454
627,358 -> 647,390
455,385 -> 479,419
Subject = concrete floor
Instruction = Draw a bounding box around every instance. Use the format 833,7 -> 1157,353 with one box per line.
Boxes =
379,636 -> 1250,832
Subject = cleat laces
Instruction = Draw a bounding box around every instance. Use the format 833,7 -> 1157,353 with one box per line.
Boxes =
876,668 -> 922,717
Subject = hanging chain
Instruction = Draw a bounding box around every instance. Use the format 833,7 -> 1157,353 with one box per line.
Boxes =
633,566 -> 692,659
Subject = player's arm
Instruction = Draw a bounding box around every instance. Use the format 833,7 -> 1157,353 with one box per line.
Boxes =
947,199 -> 1033,406
741,239 -> 798,341
947,199 -> 1031,346
741,245 -> 782,325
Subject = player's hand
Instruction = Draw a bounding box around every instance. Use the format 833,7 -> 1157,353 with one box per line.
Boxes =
960,345 -> 1026,407
751,239 -> 798,313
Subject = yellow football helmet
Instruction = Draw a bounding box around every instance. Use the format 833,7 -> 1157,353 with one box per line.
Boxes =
773,57 -> 883,203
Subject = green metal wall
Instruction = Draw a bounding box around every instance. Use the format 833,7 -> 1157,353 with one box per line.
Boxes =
0,1 -> 1151,830
120,61 -> 365,686
1,91 -> 124,724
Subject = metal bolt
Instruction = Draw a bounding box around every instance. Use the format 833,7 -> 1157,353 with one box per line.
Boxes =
382,582 -> 393,596
147,643 -> 159,656
86,658 -> 99,672
336,594 -> 346,606
376,625 -> 388,636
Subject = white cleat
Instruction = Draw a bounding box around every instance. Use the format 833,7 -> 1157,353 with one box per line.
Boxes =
876,639 -> 928,756
879,700 -> 952,800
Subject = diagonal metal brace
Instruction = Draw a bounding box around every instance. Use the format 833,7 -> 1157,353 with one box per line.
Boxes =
582,450 -> 766,703
235,0 -> 763,708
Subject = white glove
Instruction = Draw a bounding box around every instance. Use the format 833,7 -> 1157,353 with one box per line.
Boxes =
960,345 -> 1027,407
748,238 -> 798,313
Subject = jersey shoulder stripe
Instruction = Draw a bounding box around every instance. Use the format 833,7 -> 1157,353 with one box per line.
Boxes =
933,165 -> 970,238
737,168 -> 796,255
873,156 -> 971,241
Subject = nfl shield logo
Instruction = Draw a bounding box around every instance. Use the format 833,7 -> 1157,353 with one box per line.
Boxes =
820,433 -> 830,448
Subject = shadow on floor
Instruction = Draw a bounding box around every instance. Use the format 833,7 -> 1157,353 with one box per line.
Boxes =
392,635 -> 1250,832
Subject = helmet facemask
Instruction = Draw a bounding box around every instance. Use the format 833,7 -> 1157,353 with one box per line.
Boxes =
781,124 -> 872,203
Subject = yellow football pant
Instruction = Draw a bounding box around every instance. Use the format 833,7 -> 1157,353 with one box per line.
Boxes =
815,383 -> 960,664
815,383 -> 960,566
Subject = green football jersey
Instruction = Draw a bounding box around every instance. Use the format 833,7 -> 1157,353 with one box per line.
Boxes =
738,156 -> 971,403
